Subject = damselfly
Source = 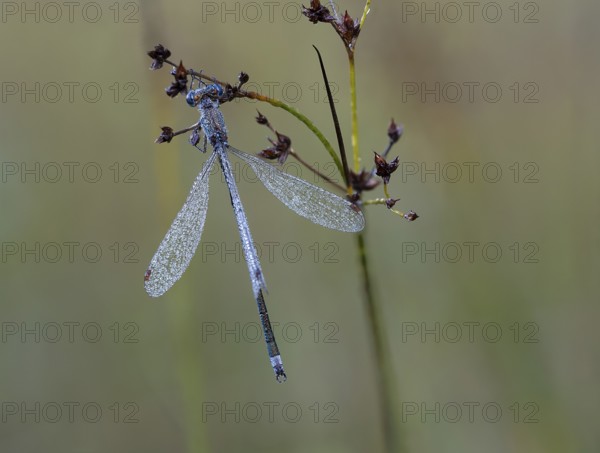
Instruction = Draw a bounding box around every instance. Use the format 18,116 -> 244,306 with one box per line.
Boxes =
144,81 -> 365,382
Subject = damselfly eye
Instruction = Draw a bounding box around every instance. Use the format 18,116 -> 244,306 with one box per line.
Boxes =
186,90 -> 199,106
207,84 -> 223,98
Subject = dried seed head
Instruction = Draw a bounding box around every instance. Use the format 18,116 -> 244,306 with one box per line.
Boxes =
238,72 -> 250,85
388,119 -> 404,144
259,131 -> 292,164
350,170 -> 380,192
255,110 -> 269,125
336,11 -> 360,45
275,132 -> 291,151
374,152 -> 400,184
302,3 -> 360,53
258,147 -> 281,160
147,44 -> 171,70
165,61 -> 189,98
155,126 -> 174,144
404,210 -> 419,221
302,0 -> 335,23
386,198 -> 401,209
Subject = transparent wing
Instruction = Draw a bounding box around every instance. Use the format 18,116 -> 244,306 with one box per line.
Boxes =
144,152 -> 217,297
228,146 -> 365,232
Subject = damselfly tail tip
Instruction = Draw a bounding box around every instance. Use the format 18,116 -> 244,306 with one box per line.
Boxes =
276,370 -> 287,383
271,356 -> 287,383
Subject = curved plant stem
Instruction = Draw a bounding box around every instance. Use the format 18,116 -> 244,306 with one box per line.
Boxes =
357,231 -> 400,453
243,92 -> 344,177
163,58 -> 345,178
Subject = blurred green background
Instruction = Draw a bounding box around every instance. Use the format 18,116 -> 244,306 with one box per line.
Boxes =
0,0 -> 597,452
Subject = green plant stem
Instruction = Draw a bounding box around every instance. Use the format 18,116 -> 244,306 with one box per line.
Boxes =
357,231 -> 400,453
360,0 -> 372,28
348,53 -> 361,172
351,5 -> 400,449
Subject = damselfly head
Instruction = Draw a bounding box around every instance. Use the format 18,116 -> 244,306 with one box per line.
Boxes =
186,84 -> 223,107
